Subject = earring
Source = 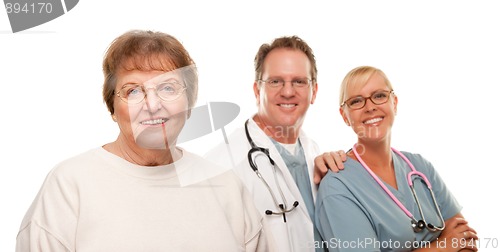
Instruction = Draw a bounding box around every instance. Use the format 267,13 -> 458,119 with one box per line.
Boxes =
111,115 -> 117,122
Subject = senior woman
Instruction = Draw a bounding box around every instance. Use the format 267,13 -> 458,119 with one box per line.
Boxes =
16,30 -> 274,252
314,66 -> 478,251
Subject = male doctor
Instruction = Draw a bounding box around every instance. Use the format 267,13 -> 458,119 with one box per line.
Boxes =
205,36 -> 345,251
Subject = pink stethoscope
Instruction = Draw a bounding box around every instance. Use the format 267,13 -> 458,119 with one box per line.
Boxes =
352,144 -> 446,233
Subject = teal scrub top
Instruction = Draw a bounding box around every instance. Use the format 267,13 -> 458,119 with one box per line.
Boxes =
315,151 -> 461,252
271,139 -> 326,251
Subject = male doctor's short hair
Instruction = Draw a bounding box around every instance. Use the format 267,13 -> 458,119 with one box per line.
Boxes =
253,35 -> 318,83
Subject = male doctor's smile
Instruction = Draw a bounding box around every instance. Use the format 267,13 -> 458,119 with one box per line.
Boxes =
254,48 -> 317,141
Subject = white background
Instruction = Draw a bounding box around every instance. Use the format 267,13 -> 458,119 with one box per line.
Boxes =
1,0 -> 499,250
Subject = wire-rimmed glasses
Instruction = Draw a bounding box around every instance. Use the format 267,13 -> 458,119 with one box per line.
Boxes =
258,78 -> 313,89
116,81 -> 187,104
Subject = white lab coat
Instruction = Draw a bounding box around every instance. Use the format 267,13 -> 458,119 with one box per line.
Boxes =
205,118 -> 320,252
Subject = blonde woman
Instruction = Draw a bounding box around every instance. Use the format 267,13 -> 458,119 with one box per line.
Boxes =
315,66 -> 477,251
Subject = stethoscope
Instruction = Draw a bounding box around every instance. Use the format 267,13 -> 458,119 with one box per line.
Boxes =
244,119 -> 299,223
352,144 -> 446,233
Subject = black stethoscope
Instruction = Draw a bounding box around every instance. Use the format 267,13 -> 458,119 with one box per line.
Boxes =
244,119 -> 299,223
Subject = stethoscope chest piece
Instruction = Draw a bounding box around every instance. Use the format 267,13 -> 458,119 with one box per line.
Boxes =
412,219 -> 426,233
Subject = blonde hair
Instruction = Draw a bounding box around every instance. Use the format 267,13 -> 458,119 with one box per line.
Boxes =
339,66 -> 393,106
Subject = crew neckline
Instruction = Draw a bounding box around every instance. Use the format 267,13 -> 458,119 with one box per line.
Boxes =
95,147 -> 191,180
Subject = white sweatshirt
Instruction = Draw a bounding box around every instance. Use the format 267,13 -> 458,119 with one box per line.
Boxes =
16,147 -> 274,252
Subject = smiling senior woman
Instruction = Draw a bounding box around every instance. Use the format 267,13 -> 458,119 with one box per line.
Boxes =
16,30 -> 274,252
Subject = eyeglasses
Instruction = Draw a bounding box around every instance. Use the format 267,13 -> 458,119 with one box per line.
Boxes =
116,81 -> 187,104
341,90 -> 394,110
259,78 -> 313,88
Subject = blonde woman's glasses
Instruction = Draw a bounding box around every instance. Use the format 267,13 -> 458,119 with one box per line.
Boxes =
342,90 -> 394,110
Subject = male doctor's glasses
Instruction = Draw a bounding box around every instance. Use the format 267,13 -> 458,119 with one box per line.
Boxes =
258,78 -> 312,89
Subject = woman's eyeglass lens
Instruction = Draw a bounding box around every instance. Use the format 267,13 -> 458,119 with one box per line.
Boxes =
342,90 -> 394,110
116,81 -> 187,104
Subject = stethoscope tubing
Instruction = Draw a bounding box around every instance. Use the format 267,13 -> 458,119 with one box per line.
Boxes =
244,119 -> 299,219
352,144 -> 445,232
352,144 -> 415,219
